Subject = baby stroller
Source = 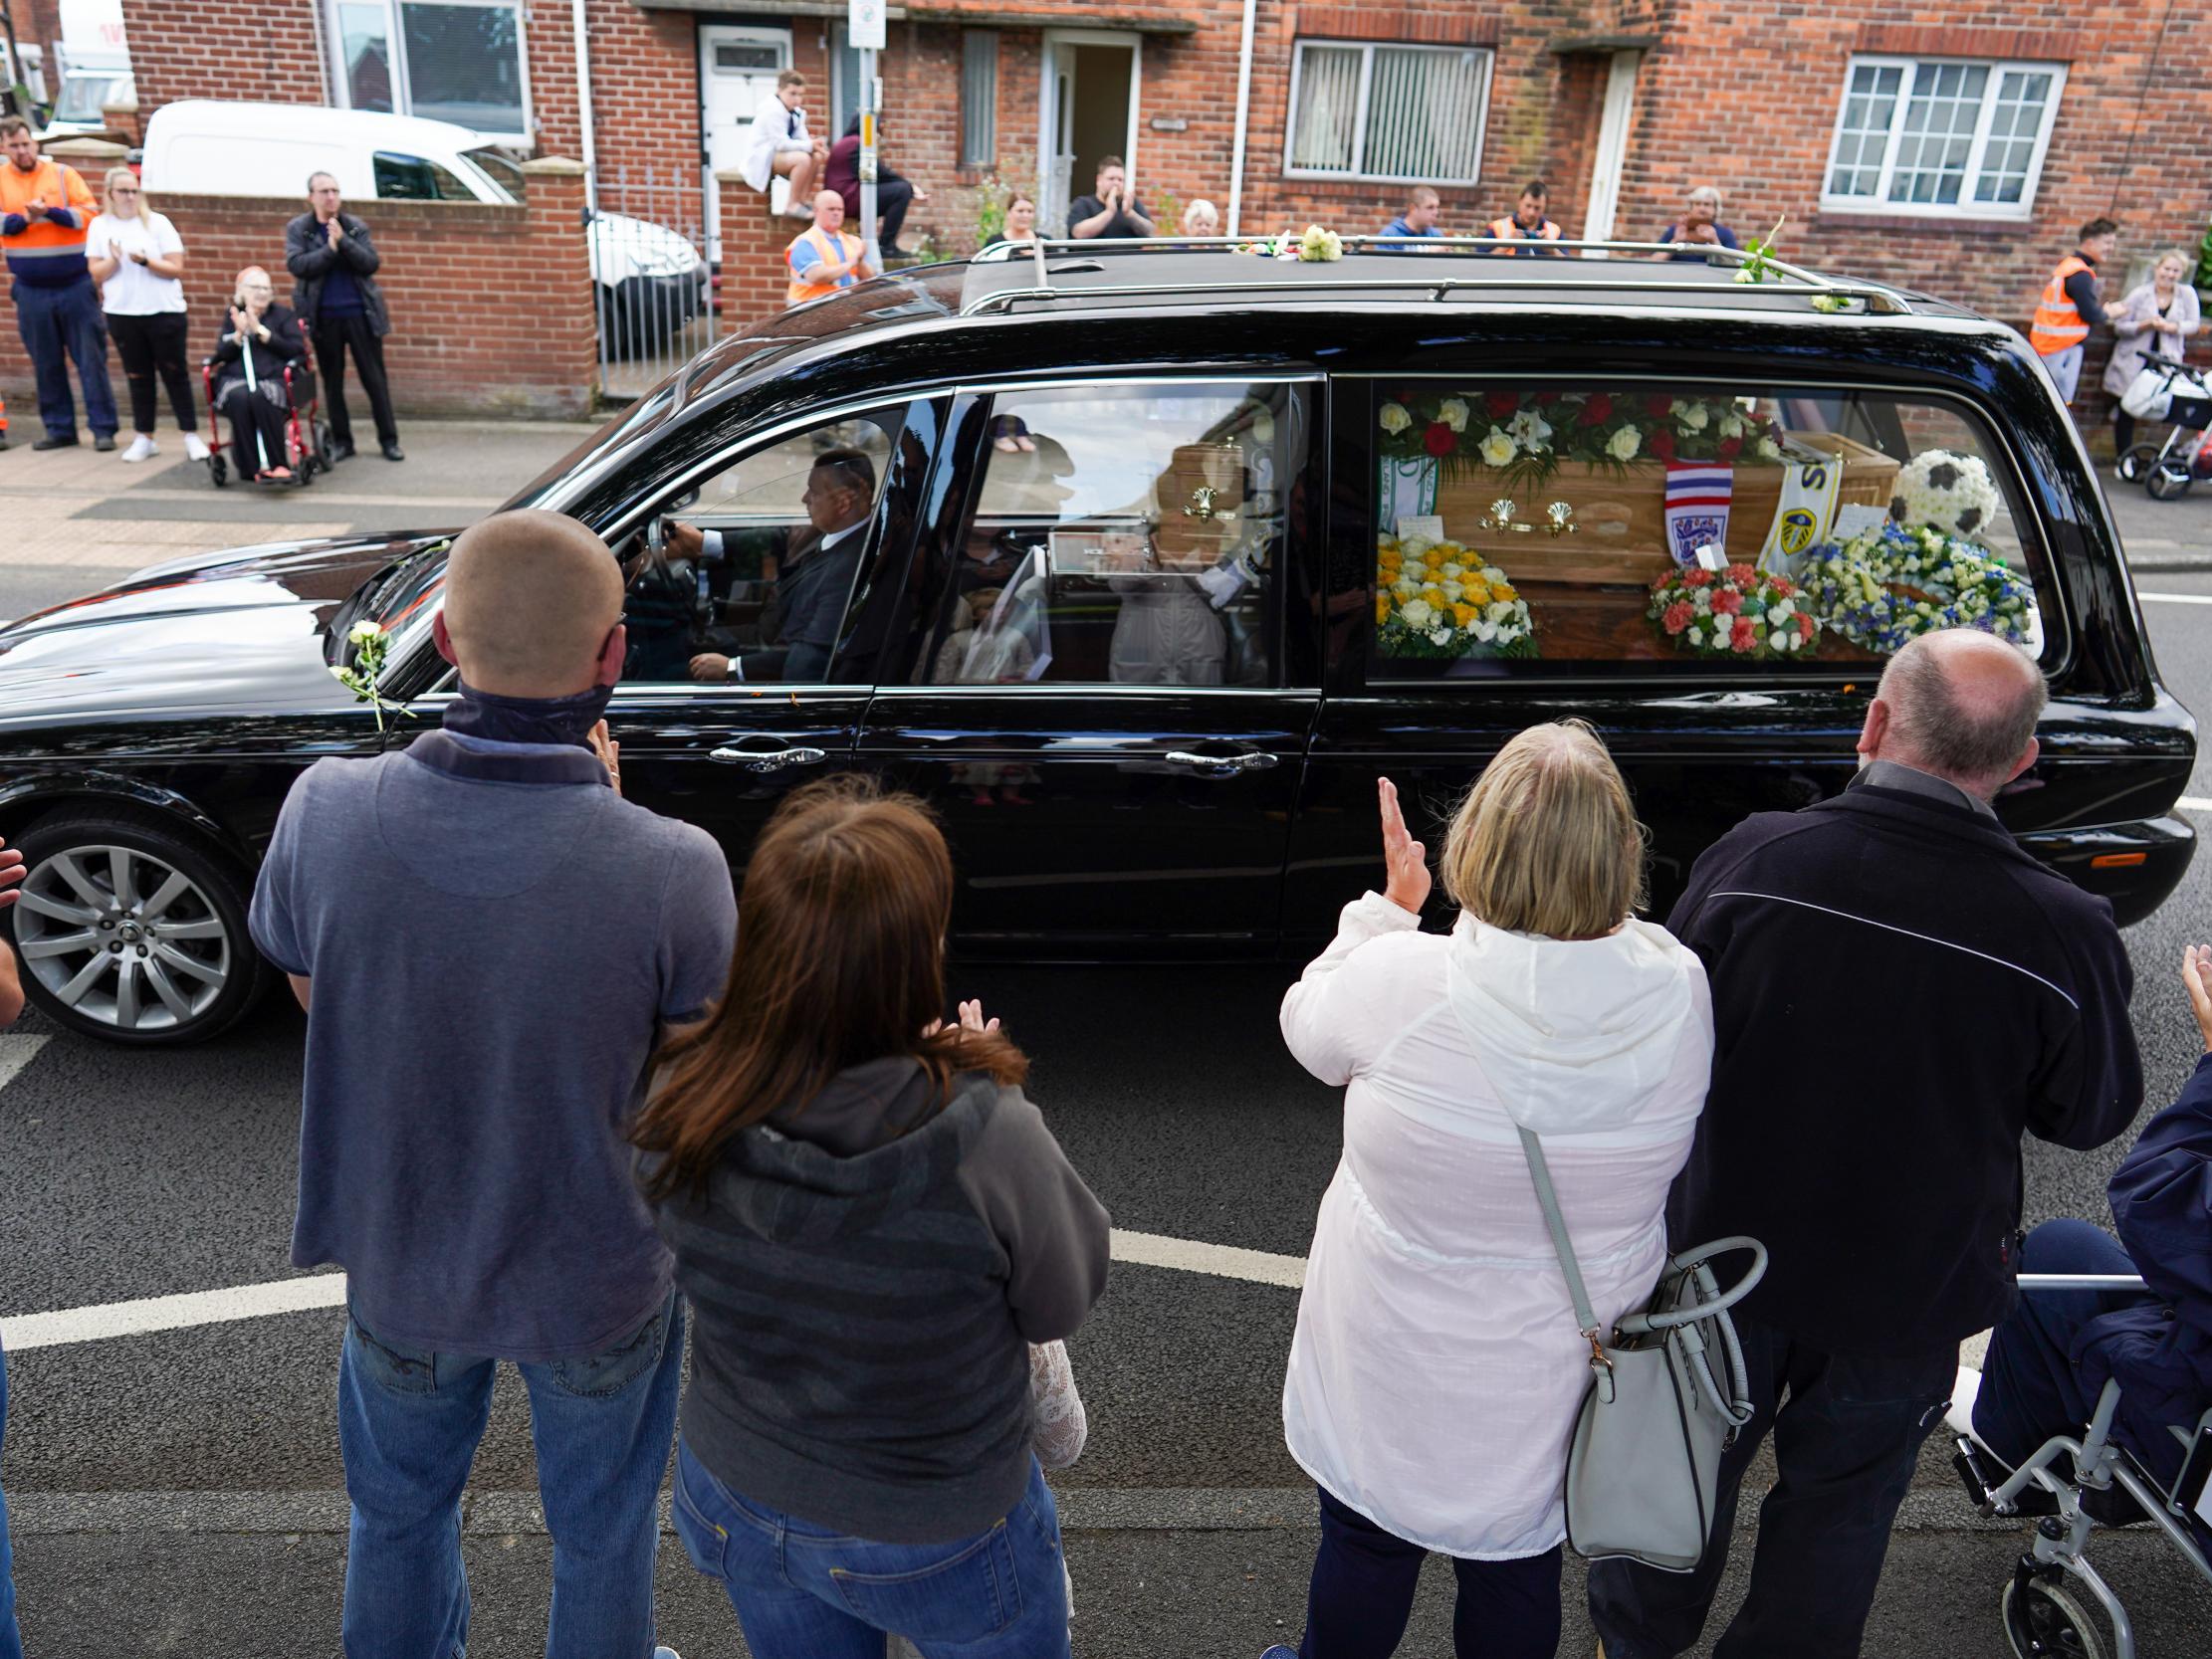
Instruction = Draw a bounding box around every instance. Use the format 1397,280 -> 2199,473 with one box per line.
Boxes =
199,355 -> 332,490
1948,1273 -> 2212,1659
2113,359 -> 2212,502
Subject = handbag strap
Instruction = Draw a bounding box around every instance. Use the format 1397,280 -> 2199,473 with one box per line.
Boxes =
1517,1127 -> 1602,1342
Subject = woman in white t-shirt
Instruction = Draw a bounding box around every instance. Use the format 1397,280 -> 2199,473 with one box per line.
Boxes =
86,168 -> 208,464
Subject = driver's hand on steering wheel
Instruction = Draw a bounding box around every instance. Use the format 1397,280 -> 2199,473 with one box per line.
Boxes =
690,652 -> 732,683
660,518 -> 706,564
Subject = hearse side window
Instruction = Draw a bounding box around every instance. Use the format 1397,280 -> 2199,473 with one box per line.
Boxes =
1364,382 -> 2053,681
917,382 -> 1301,688
621,407 -> 905,686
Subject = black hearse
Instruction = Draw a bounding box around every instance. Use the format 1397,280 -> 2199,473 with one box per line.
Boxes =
0,237 -> 2191,1042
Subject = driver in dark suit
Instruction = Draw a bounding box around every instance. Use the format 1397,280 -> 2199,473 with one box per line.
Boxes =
657,448 -> 876,685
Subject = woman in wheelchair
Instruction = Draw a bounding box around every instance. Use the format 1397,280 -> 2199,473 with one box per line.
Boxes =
1958,942 -> 2212,1555
211,266 -> 310,484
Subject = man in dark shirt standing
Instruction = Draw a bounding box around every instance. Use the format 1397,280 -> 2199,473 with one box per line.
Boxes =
1067,156 -> 1156,241
1588,629 -> 2141,1659
285,172 -> 402,462
2029,217 -> 2119,404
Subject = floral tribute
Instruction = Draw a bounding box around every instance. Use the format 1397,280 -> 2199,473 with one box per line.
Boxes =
1801,523 -> 2036,655
1648,559 -> 1821,658
1236,224 -> 1344,262
1376,532 -> 1538,660
330,620 -> 412,733
1377,389 -> 1788,489
1889,449 -> 2002,542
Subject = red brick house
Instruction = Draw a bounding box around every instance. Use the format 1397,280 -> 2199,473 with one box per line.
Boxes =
54,2 -> 2212,389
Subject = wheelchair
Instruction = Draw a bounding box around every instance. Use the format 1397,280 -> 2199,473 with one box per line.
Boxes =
199,357 -> 334,489
1948,1274 -> 2212,1659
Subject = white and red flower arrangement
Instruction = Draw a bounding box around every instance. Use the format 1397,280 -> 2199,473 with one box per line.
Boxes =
1648,559 -> 1821,659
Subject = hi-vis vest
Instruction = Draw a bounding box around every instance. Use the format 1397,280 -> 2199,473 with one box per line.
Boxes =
786,224 -> 864,306
1487,215 -> 1561,249
2029,254 -> 2094,356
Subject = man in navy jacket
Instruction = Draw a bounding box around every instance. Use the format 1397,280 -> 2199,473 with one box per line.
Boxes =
1968,945 -> 2212,1552
1591,628 -> 2141,1659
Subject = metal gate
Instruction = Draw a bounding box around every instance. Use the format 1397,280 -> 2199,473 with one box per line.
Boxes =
589,166 -> 716,400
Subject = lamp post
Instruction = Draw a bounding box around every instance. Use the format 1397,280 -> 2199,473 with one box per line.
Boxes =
850,0 -> 885,266
1,0 -> 27,118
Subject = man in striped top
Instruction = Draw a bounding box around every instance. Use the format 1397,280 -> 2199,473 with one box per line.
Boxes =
0,116 -> 116,450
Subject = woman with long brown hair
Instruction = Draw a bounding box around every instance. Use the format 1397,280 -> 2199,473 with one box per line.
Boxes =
633,776 -> 1109,1659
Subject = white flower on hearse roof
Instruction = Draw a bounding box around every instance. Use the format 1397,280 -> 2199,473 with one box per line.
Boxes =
1380,401 -> 1413,436
1438,397 -> 1470,432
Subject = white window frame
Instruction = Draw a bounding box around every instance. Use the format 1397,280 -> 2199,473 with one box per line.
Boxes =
1282,39 -> 1491,187
1818,53 -> 2067,221
324,0 -> 534,145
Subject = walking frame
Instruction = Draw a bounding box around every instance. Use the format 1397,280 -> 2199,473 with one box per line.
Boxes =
1951,1274 -> 2212,1659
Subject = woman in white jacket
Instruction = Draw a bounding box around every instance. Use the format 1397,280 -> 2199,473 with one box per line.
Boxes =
1265,722 -> 1712,1659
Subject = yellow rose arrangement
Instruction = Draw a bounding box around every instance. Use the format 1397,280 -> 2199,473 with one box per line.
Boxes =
1375,533 -> 1537,660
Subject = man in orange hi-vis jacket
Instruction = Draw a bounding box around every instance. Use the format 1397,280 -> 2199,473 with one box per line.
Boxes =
0,115 -> 116,449
2029,216 -> 2119,405
784,189 -> 877,308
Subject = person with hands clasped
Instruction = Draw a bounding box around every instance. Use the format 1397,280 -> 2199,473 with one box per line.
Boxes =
784,189 -> 878,308
86,167 -> 207,463
1066,157 -> 1155,241
1264,726 -> 1713,1659
1,112 -> 118,450
1957,942 -> 2212,1556
635,776 -> 1109,1659
210,266 -> 309,484
285,171 -> 401,462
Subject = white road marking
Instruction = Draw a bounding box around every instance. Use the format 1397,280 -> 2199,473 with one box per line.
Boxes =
1110,1227 -> 1306,1289
2178,797 -> 2212,813
1,1228 -> 1311,1352
3,1273 -> 348,1351
0,1033 -> 51,1091
2137,590 -> 2212,604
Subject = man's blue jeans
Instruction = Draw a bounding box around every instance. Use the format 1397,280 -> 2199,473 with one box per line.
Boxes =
336,1289 -> 683,1659
1587,1311 -> 1954,1659
0,1331 -> 22,1659
10,278 -> 116,441
672,1438 -> 1070,1659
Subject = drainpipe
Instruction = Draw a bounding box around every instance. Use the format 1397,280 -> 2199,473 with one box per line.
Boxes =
570,0 -> 598,212
1225,0 -> 1257,237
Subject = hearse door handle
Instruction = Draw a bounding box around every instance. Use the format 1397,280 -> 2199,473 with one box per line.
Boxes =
709,744 -> 827,773
1163,749 -> 1279,777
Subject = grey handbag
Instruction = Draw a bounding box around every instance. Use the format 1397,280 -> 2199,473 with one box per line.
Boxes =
1518,1128 -> 1768,1572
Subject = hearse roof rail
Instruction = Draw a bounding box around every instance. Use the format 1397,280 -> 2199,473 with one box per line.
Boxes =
960,236 -> 1918,319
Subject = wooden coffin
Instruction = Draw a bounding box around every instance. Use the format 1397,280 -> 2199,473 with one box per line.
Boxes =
1154,442 -> 1247,567
1432,430 -> 1901,585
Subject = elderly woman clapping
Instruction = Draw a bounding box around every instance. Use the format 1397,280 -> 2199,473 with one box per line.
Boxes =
1268,723 -> 1712,1659
2105,247 -> 2208,456
210,265 -> 310,483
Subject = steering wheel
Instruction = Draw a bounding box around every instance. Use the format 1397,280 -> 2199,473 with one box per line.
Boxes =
644,514 -> 667,565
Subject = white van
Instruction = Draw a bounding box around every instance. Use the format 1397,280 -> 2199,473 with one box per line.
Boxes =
140,101 -> 707,353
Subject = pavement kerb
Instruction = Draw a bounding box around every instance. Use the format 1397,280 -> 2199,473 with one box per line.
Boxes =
4,1488 -> 2034,1538
2128,552 -> 2212,573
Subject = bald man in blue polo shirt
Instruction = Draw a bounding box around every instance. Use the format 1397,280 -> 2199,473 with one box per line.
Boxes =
251,511 -> 735,1659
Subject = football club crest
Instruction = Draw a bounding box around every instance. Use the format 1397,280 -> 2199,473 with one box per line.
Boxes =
1664,464 -> 1733,565
1757,459 -> 1843,579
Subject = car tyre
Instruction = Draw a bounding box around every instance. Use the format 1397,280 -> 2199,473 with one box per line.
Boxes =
9,805 -> 268,1045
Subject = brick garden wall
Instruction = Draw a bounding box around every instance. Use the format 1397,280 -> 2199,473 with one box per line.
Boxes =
0,152 -> 600,419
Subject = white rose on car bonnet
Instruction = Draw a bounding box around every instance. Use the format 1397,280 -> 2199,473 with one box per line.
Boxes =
1890,449 -> 2001,542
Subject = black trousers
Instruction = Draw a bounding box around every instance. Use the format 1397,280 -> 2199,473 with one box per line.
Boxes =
312,311 -> 397,447
107,311 -> 197,434
875,177 -> 913,246
1586,1312 -> 1954,1659
215,369 -> 312,476
2113,409 -> 2138,453
1297,1485 -> 1563,1659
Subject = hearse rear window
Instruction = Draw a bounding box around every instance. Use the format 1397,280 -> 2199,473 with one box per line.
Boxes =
1364,382 -> 2054,680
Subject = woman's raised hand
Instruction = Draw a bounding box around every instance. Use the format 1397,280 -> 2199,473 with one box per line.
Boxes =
2182,944 -> 2212,1054
925,998 -> 1001,1038
1378,777 -> 1431,916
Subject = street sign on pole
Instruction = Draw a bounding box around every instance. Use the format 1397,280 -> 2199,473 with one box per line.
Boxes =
848,0 -> 885,51
851,0 -> 884,268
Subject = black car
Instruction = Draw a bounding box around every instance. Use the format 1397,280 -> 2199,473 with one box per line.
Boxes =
0,239 -> 2192,1044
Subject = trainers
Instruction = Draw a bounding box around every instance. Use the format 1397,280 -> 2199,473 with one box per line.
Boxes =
653,1648 -> 683,1659
1261,1647 -> 1300,1659
182,432 -> 211,462
120,434 -> 157,462
1944,1362 -> 1984,1441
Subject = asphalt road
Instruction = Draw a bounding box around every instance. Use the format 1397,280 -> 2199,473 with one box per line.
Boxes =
4,473 -> 2212,1655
